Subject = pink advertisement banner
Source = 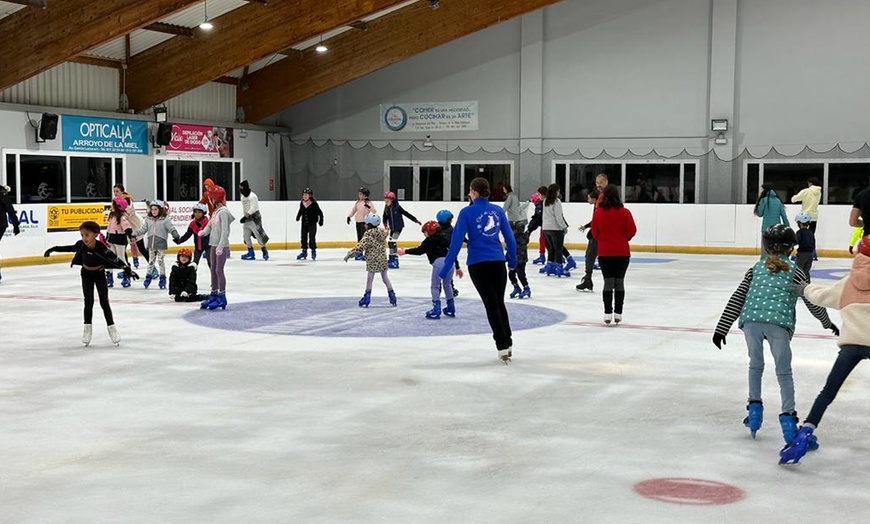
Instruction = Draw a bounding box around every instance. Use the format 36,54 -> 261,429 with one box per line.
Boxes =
167,124 -> 234,157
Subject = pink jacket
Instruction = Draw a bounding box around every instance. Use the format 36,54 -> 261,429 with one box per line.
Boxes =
348,199 -> 375,222
805,255 -> 870,347
105,215 -> 131,235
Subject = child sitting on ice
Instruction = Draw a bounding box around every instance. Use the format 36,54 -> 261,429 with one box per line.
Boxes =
169,248 -> 207,303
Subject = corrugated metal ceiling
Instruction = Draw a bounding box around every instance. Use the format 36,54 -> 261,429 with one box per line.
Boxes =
0,1 -> 25,21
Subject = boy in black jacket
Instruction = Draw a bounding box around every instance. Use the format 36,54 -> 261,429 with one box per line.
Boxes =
398,220 -> 462,319
169,248 -> 207,302
295,188 -> 324,260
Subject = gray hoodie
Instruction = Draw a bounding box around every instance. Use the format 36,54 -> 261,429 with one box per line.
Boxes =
134,216 -> 179,251
201,205 -> 236,249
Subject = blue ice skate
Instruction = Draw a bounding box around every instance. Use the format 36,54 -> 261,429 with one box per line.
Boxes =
241,247 -> 256,260
519,285 -> 531,299
532,254 -> 545,265
121,276 -> 131,288
744,401 -> 763,438
556,264 -> 570,278
158,275 -> 167,290
296,250 -> 307,260
106,272 -> 114,288
261,247 -> 269,261
444,299 -> 455,317
207,291 -> 227,310
150,267 -> 159,279
779,426 -> 815,465
388,255 -> 399,269
143,273 -> 152,289
509,284 -> 522,299
388,289 -> 397,307
564,255 -> 577,272
132,256 -> 139,269
358,290 -> 371,308
311,250 -> 317,260
779,412 -> 799,444
426,300 -> 442,319
201,291 -> 218,309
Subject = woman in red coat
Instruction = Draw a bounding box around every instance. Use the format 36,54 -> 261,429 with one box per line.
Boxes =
591,184 -> 637,325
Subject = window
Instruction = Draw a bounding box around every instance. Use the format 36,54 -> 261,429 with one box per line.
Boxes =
450,165 -> 462,201
20,155 -> 66,203
556,164 -> 624,202
4,154 -> 15,192
683,164 -> 696,204
746,163 -> 759,204
828,163 -> 870,204
203,161 -> 234,200
625,164 -> 680,203
761,164 -> 823,203
70,157 -> 112,202
463,164 -> 511,201
419,166 -> 445,201
164,160 -> 199,201
555,164 -> 567,199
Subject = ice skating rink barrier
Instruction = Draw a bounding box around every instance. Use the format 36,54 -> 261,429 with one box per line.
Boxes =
1,201 -> 859,266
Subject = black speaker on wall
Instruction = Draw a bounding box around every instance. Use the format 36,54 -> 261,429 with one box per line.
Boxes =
156,122 -> 172,146
37,113 -> 58,141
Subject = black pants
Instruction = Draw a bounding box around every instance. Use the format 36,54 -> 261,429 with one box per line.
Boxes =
301,222 -> 318,250
543,230 -> 565,264
194,246 -> 210,267
135,238 -> 149,263
795,251 -> 813,280
509,263 -> 528,287
598,256 -> 630,314
805,344 -> 870,427
584,235 -> 598,278
355,222 -> 366,242
81,268 -> 114,325
468,261 -> 513,351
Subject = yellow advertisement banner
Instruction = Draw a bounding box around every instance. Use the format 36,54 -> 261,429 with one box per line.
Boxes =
47,204 -> 110,232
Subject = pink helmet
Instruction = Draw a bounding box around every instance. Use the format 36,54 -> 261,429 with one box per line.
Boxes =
383,191 -> 396,199
530,192 -> 541,204
112,196 -> 128,212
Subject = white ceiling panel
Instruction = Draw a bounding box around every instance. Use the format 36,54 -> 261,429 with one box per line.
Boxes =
84,36 -> 127,61
0,1 -> 26,21
130,29 -> 175,55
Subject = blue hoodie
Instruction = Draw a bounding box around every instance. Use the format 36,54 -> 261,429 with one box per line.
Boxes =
440,197 -> 517,279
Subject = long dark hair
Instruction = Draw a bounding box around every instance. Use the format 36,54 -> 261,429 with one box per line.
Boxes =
598,184 -> 623,209
470,177 -> 491,198
754,183 -> 777,215
544,184 -> 561,207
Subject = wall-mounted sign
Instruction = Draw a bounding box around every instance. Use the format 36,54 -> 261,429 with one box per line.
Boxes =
46,203 -> 109,232
62,115 -> 148,155
166,124 -> 234,157
380,101 -> 479,133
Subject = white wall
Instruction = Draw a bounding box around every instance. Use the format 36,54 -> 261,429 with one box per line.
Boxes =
2,201 -> 858,264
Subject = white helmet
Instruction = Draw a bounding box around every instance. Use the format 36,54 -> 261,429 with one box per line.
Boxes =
795,212 -> 811,224
363,213 -> 381,227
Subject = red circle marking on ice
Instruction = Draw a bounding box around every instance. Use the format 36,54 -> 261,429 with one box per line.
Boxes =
633,478 -> 745,506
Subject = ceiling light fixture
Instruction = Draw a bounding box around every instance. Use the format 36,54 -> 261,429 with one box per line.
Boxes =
199,0 -> 213,30
430,0 -> 440,9
315,35 -> 328,53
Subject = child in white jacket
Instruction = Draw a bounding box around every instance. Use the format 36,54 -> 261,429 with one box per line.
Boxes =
780,235 -> 870,465
133,200 -> 179,289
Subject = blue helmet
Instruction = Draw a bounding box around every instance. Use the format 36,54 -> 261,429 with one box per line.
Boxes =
363,213 -> 381,227
192,203 -> 208,214
436,209 -> 454,224
795,212 -> 811,224
150,199 -> 165,209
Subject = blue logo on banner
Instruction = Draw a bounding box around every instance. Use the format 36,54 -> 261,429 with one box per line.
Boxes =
383,105 -> 407,131
62,115 -> 148,155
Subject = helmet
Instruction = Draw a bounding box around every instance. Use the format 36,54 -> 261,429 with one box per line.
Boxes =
762,224 -> 797,255
359,187 -> 370,198
112,196 -> 128,212
858,235 -> 870,258
177,248 -> 193,260
530,192 -> 541,204
363,213 -> 381,227
383,191 -> 396,199
302,187 -> 313,196
436,209 -> 454,224
150,199 -> 165,209
208,186 -> 227,204
421,220 -> 440,236
203,178 -> 215,189
795,212 -> 811,224
192,203 -> 208,214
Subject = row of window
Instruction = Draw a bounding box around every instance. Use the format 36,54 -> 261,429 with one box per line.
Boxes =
745,162 -> 869,205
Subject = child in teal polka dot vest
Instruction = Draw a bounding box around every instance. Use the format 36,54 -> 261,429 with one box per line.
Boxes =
713,224 -> 838,446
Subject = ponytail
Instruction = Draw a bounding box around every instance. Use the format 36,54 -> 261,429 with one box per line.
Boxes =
764,254 -> 789,273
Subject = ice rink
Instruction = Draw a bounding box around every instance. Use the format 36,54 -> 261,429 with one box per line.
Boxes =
1,249 -> 869,523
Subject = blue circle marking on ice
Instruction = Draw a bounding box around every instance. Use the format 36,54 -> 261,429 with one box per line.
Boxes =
184,297 -> 566,337
811,268 -> 851,281
577,256 -> 675,264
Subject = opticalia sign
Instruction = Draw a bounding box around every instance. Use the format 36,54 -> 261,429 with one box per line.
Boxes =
62,115 -> 149,155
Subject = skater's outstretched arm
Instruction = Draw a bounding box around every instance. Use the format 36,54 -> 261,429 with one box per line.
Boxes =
794,268 -> 834,330
44,241 -> 82,255
804,278 -> 847,310
714,268 -> 754,339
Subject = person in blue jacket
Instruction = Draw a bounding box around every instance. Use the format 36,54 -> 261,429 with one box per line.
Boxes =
754,183 -> 790,257
441,177 -> 518,363
383,191 -> 421,269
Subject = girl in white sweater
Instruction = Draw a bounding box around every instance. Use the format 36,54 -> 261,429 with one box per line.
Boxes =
780,235 -> 870,464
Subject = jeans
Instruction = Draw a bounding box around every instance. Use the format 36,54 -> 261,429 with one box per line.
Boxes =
430,257 -> 454,301
509,263 -> 528,287
742,322 -> 795,413
468,261 -> 512,351
805,344 -> 870,427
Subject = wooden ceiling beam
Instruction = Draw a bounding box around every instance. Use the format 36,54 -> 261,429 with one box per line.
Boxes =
239,0 -> 566,122
146,22 -> 195,37
69,56 -> 124,69
126,0 -> 410,111
0,0 -> 201,91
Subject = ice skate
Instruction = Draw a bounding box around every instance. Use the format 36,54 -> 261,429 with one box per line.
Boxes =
358,290 -> 371,308
744,401 -> 763,438
539,262 -> 551,274
614,313 -> 622,324
207,291 -> 227,310
132,256 -> 139,269
296,250 -> 307,260
311,249 -> 317,260
201,291 -> 217,309
261,247 -> 269,261
519,286 -> 531,299
158,275 -> 167,290
779,426 -> 815,465
121,276 -> 131,288
388,289 -> 397,307
444,299 -> 456,317
82,324 -> 93,347
509,284 -> 522,299
555,264 -> 570,278
387,255 -> 399,269
779,412 -> 799,444
532,254 -> 545,265
498,348 -> 512,364
425,300 -> 442,319
604,313 -> 612,325
241,247 -> 256,260
575,276 -> 593,292
564,256 -> 577,272
107,325 -> 120,346
106,272 -> 114,288
354,253 -> 366,261
143,273 -> 152,288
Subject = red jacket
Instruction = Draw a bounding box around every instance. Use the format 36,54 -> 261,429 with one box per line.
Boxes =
591,206 -> 637,256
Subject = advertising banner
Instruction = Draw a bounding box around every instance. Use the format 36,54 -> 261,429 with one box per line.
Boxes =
380,101 -> 479,133
46,203 -> 110,232
62,115 -> 149,155
166,124 -> 234,157
2,205 -> 45,237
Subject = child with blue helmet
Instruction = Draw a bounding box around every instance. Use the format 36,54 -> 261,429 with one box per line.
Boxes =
794,212 -> 815,280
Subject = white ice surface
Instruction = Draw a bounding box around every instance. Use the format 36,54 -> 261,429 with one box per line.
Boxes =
1,251 -> 869,523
